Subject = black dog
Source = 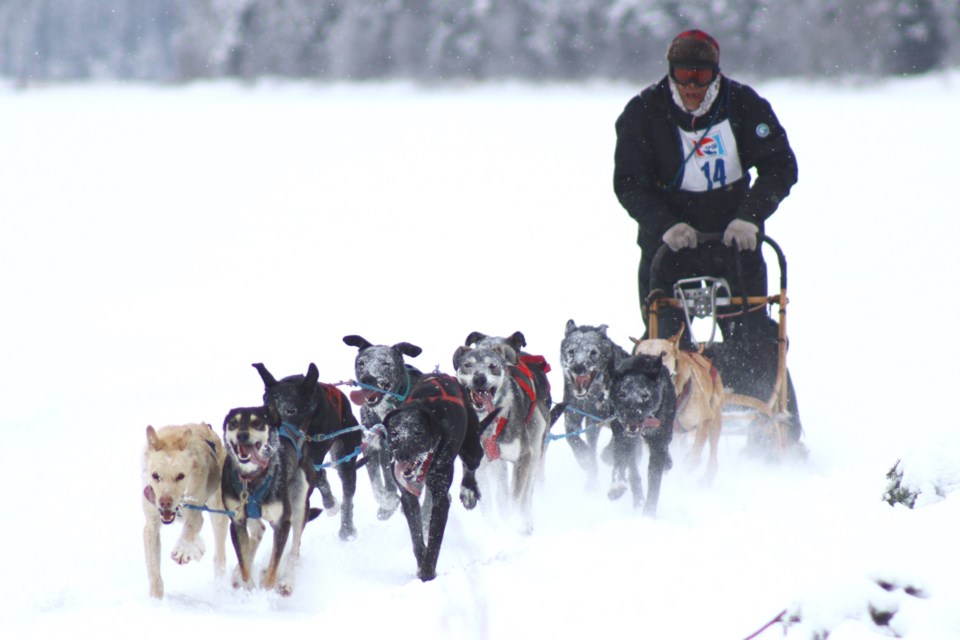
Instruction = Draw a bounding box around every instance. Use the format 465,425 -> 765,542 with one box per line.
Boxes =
221,406 -> 314,595
343,334 -> 423,520
253,362 -> 361,540
559,320 -> 630,488
382,373 -> 484,581
608,353 -> 675,517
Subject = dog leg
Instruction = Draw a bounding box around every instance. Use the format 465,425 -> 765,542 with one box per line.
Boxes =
314,467 -> 341,516
142,509 -> 163,599
399,490 -> 427,573
565,414 -> 599,489
697,414 -> 721,485
643,443 -> 672,518
368,449 -> 400,520
419,488 -> 451,582
229,518 -> 256,589
512,450 -> 535,535
261,519 -> 291,592
459,465 -> 480,510
209,493 -> 229,578
277,475 -> 308,596
607,423 -> 638,503
336,458 -> 358,541
171,508 -> 206,565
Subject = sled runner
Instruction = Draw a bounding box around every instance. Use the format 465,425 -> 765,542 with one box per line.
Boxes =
645,233 -> 800,458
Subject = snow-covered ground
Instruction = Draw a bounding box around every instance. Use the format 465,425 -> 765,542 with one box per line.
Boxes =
2,73 -> 959,639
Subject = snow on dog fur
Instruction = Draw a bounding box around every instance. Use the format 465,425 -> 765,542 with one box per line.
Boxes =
632,327 -> 724,484
454,344 -> 548,533
558,320 -> 629,489
343,334 -> 424,520
141,423 -> 228,599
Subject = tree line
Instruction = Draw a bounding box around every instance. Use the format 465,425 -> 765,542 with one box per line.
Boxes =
0,0 -> 956,84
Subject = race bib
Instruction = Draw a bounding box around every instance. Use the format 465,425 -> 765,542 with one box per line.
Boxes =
677,119 -> 743,192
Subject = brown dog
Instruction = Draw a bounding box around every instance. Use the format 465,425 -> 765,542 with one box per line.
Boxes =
632,327 -> 723,483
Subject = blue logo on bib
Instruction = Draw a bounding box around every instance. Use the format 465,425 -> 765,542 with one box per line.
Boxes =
756,123 -> 770,138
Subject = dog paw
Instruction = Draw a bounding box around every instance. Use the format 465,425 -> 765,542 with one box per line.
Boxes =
276,581 -> 294,597
377,503 -> 399,521
459,485 -> 480,510
339,524 -> 357,541
607,481 -> 627,501
171,538 -> 205,565
231,566 -> 254,590
324,498 -> 341,517
417,565 -> 437,582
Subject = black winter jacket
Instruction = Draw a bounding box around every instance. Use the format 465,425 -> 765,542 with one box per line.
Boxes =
614,76 -> 798,255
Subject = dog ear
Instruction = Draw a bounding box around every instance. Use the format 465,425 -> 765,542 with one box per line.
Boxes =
253,363 -> 277,388
394,342 -> 422,358
146,425 -> 162,450
343,334 -> 373,351
306,363 -> 320,387
669,326 -> 685,345
507,331 -> 527,350
464,331 -> 487,346
565,319 -> 577,336
452,345 -> 471,370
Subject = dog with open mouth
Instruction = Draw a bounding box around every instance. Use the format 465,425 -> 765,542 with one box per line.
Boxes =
342,334 -> 423,521
608,353 -> 676,517
221,406 -> 314,595
453,334 -> 552,534
558,320 -> 630,489
253,362 -> 362,541
381,373 -> 484,581
141,422 -> 228,599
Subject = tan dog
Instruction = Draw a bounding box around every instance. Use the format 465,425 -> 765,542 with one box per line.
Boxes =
632,328 -> 723,483
141,423 -> 228,598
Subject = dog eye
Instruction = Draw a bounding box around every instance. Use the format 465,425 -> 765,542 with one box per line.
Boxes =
175,473 -> 185,481
489,364 -> 500,375
151,472 -> 160,480
284,408 -> 298,417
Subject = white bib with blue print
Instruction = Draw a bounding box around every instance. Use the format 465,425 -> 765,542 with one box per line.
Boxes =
678,119 -> 743,192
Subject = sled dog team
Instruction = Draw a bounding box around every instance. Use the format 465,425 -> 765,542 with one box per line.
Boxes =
142,323 -> 726,598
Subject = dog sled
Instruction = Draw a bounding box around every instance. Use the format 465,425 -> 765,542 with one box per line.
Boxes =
645,233 -> 801,459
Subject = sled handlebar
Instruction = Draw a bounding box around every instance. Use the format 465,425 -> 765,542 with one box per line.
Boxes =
649,232 -> 787,293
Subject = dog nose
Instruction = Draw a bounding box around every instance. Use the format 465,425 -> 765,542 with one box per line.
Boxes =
237,431 -> 250,444
473,373 -> 487,386
158,496 -> 173,509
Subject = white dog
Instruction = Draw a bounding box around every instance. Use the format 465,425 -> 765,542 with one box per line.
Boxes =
141,423 -> 228,598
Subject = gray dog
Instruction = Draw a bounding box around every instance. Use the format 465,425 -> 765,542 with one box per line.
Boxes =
558,320 -> 629,490
343,334 -> 423,520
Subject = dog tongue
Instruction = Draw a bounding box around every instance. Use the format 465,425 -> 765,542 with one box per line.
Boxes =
394,463 -> 424,497
471,390 -> 495,414
240,443 -> 270,467
641,417 -> 661,433
349,389 -> 367,406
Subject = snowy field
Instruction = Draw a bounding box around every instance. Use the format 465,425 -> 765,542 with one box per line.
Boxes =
2,73 -> 959,639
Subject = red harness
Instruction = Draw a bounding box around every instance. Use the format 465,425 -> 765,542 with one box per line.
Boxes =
483,355 -> 552,460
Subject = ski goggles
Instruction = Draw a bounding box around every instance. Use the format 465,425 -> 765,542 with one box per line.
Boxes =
670,64 -> 719,87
